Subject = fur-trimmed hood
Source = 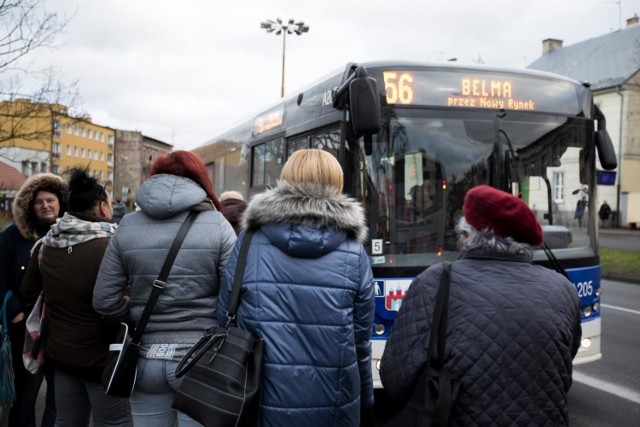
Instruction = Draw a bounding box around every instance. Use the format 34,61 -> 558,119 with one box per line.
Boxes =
242,180 -> 368,243
12,173 -> 69,240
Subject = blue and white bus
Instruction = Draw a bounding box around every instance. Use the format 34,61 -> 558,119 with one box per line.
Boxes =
194,61 -> 617,387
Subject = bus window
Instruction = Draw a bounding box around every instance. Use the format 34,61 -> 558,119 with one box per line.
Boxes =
288,136 -> 310,156
251,138 -> 285,188
311,129 -> 341,158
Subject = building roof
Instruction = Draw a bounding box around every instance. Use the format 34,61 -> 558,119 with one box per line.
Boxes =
0,161 -> 27,192
528,23 -> 640,90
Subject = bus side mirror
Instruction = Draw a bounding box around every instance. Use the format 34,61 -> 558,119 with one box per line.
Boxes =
596,129 -> 617,170
349,74 -> 381,137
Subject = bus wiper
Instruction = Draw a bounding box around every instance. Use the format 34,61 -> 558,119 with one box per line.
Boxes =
498,129 -> 521,189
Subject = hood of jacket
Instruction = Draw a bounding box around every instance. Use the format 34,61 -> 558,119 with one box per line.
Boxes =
242,180 -> 368,255
12,173 -> 69,240
136,174 -> 214,218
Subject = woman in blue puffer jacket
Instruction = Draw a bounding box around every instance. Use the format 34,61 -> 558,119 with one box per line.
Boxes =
217,149 -> 375,427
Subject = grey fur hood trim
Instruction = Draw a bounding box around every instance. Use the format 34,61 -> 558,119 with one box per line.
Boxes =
242,180 -> 368,243
12,173 -> 69,240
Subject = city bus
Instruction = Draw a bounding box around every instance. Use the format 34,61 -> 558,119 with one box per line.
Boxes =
193,61 -> 618,387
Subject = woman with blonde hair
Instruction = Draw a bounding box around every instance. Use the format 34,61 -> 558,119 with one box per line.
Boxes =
217,148 -> 375,426
94,150 -> 236,426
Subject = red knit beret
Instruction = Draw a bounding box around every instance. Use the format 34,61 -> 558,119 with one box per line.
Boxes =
463,185 -> 543,246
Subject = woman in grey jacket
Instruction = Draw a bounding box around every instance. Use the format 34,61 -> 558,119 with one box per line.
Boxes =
94,151 -> 237,427
217,149 -> 375,427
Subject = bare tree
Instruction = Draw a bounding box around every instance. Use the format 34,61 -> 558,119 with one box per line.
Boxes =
0,0 -> 79,162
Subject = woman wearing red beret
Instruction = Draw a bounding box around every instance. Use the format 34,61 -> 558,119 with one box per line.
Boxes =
380,185 -> 581,426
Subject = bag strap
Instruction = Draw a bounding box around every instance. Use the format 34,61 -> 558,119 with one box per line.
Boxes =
427,262 -> 452,368
225,229 -> 256,324
1,290 -> 13,336
131,210 -> 200,345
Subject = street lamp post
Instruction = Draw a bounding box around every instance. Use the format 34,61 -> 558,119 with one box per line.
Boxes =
260,18 -> 309,98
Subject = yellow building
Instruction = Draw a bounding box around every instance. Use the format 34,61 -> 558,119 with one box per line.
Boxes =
0,99 -> 115,185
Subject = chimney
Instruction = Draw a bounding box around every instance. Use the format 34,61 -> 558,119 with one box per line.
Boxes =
627,14 -> 639,27
543,38 -> 563,54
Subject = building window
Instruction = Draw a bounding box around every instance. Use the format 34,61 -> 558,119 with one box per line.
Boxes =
108,135 -> 114,145
81,148 -> 85,158
100,152 -> 104,161
66,145 -> 71,155
75,126 -> 79,136
87,149 -> 92,159
53,120 -> 61,137
81,128 -> 86,138
52,142 -> 61,159
101,133 -> 105,142
107,153 -> 113,163
553,172 -> 564,203
66,123 -> 72,134
51,165 -> 60,174
74,146 -> 79,157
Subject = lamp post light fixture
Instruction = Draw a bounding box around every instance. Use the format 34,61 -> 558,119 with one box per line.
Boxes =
260,18 -> 309,98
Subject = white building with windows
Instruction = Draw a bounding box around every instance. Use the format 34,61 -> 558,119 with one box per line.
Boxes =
528,15 -> 640,228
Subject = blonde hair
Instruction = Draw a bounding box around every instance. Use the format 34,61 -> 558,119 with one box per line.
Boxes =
280,149 -> 343,193
219,191 -> 245,202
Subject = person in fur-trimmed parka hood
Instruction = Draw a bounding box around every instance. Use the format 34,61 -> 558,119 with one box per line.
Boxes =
0,172 -> 66,427
217,149 -> 376,427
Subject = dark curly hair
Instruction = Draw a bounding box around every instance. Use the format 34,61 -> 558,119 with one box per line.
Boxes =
66,167 -> 109,213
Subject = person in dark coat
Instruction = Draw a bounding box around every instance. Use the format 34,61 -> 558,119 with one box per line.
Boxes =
380,185 -> 581,426
219,191 -> 247,235
21,168 -> 132,426
217,149 -> 375,427
598,200 -> 612,228
0,173 -> 65,427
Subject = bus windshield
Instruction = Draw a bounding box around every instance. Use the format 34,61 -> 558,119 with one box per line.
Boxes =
364,109 -> 592,269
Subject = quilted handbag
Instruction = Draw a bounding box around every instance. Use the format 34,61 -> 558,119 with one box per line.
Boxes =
173,229 -> 263,427
386,262 -> 462,427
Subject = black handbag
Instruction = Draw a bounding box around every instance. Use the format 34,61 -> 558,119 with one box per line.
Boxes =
173,229 -> 264,427
386,262 -> 461,427
102,210 -> 199,397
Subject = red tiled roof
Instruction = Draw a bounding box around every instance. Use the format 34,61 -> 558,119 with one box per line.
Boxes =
0,161 -> 27,191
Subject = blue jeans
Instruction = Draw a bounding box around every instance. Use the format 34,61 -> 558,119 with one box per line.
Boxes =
53,369 -> 132,427
130,358 -> 202,427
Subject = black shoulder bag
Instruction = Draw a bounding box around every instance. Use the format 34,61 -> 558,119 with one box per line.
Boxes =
386,262 -> 462,427
173,229 -> 264,427
102,210 -> 199,397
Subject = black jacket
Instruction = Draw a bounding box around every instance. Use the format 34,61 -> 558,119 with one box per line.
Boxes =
380,249 -> 581,426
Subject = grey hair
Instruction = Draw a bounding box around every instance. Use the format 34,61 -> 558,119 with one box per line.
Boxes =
456,217 -> 532,255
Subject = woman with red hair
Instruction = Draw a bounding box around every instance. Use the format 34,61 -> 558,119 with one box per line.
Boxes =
94,150 -> 236,426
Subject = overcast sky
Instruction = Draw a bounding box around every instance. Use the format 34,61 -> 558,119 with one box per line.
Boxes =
26,0 -> 638,151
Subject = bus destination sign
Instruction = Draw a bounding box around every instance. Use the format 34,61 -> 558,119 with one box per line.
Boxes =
379,69 -> 581,115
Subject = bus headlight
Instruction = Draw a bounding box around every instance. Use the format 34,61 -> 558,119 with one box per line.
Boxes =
592,302 -> 599,312
595,288 -> 601,297
583,306 -> 592,318
375,359 -> 381,371
580,338 -> 592,349
374,324 -> 386,336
